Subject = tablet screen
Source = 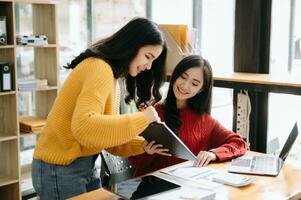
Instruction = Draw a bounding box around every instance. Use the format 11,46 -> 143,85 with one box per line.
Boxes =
106,175 -> 181,199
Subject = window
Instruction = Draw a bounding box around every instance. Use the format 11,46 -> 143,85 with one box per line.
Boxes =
269,0 -> 301,159
151,0 -> 193,26
200,0 -> 235,130
93,0 -> 146,41
58,0 -> 88,84
292,0 -> 301,74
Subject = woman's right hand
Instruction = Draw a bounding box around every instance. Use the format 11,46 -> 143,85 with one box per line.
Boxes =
143,140 -> 171,156
141,106 -> 161,124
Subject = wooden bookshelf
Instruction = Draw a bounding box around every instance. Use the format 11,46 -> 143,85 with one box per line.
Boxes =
0,0 -> 59,199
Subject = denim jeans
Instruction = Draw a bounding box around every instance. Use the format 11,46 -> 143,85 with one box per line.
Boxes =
32,155 -> 100,200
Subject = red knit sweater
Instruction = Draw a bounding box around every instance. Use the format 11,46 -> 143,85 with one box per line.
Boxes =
129,105 -> 247,176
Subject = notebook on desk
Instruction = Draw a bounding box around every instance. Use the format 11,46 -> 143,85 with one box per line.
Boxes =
228,122 -> 299,176
140,122 -> 197,161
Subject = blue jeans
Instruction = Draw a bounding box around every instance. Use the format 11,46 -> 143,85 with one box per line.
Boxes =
32,155 -> 100,200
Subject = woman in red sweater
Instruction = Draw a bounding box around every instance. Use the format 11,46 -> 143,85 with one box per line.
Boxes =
129,55 -> 247,176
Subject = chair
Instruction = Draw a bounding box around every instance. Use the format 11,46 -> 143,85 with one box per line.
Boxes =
21,177 -> 37,200
22,188 -> 37,200
100,150 -> 134,191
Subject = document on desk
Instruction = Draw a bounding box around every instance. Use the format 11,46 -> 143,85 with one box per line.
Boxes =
147,185 -> 216,200
160,162 -> 222,189
161,162 -> 255,188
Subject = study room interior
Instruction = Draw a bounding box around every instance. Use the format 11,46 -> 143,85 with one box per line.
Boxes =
0,0 -> 301,200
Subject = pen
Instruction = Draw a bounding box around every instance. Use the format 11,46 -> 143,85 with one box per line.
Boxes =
139,102 -> 148,110
139,99 -> 156,109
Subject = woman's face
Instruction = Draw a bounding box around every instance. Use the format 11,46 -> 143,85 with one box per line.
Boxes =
129,45 -> 163,77
173,67 -> 204,102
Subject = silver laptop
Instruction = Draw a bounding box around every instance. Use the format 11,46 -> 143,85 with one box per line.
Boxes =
228,122 -> 299,176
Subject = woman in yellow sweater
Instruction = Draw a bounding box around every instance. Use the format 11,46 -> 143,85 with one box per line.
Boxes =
31,17 -> 167,199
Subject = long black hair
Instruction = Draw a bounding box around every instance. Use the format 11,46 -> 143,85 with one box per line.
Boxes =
65,17 -> 167,107
164,55 -> 213,134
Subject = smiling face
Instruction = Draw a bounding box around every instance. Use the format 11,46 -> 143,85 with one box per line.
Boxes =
173,67 -> 204,108
129,45 -> 163,77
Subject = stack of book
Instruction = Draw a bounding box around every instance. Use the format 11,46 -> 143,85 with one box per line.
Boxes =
16,35 -> 48,46
18,79 -> 48,90
19,116 -> 46,134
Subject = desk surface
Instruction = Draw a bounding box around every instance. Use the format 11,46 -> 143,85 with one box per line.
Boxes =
214,72 -> 301,87
70,152 -> 301,200
212,72 -> 301,95
166,71 -> 301,87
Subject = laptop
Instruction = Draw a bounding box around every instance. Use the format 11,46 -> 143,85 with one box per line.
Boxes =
228,122 -> 299,176
140,122 -> 197,161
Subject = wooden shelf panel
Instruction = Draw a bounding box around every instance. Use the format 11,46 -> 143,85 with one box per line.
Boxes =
0,178 -> 18,187
0,140 -> 19,183
0,45 -> 14,49
0,182 -> 20,200
0,135 -> 17,142
32,3 -> 57,44
0,91 -> 16,96
0,95 -> 17,136
36,88 -> 57,118
0,48 -> 15,65
34,47 -> 58,86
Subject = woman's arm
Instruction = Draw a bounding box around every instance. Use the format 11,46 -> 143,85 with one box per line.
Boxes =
128,140 -> 171,176
71,60 -> 148,149
105,136 -> 145,157
208,118 -> 248,161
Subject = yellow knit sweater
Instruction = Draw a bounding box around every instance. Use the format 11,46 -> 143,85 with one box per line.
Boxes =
34,57 -> 148,165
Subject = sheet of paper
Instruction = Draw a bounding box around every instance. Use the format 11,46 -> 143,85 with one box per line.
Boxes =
148,186 -> 215,200
160,162 -> 222,189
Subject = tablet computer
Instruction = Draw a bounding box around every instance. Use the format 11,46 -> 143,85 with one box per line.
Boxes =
140,122 -> 197,161
105,175 -> 181,200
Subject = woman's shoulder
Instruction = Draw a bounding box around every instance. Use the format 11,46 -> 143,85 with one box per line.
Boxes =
75,57 -> 113,75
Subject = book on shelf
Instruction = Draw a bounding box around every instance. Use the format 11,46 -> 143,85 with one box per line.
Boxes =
19,116 -> 46,134
16,35 -> 48,46
18,79 -> 48,90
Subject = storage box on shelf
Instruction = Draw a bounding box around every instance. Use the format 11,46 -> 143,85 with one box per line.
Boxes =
0,0 -> 59,199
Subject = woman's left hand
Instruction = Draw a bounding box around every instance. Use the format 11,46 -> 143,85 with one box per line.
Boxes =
193,151 -> 217,167
143,140 -> 172,156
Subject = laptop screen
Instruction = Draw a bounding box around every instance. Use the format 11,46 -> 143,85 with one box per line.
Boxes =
278,123 -> 299,162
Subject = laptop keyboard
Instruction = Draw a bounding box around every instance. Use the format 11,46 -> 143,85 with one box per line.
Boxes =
252,156 -> 276,172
